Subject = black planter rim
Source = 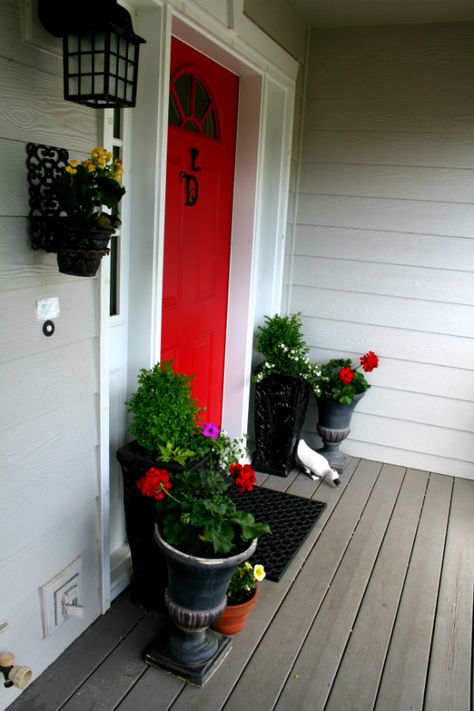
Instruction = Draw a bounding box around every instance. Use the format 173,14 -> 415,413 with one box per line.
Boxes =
154,524 -> 257,568
318,391 -> 365,406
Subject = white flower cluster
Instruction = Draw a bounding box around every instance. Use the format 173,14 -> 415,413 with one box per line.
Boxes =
212,430 -> 248,469
254,341 -> 322,396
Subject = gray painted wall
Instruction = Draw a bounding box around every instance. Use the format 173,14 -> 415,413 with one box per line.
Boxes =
289,22 -> 474,478
0,2 -> 103,707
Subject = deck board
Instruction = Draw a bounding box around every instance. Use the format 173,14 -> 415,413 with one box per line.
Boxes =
61,615 -> 167,711
325,468 -> 431,711
7,459 -> 473,711
424,476 -> 474,711
7,590 -> 147,711
272,463 -> 405,711
374,472 -> 453,711
222,458 -> 382,711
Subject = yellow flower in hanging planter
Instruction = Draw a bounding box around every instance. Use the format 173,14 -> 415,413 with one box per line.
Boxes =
51,147 -> 125,230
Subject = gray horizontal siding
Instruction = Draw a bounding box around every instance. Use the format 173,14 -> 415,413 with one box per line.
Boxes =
288,22 -> 474,479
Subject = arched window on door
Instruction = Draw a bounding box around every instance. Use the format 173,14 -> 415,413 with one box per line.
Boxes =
169,72 -> 219,139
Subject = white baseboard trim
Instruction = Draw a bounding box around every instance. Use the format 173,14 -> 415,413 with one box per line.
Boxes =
110,544 -> 133,601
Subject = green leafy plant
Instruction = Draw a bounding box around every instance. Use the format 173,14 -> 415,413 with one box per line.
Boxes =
319,351 -> 380,405
253,312 -> 322,395
130,360 -> 270,555
127,361 -> 253,469
136,463 -> 270,556
51,146 -> 125,229
126,361 -> 203,466
226,561 -> 266,605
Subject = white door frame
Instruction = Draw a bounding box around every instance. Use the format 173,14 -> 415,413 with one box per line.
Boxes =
126,0 -> 297,429
99,0 -> 297,609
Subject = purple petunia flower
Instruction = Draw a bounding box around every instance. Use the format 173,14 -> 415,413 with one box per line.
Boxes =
202,422 -> 219,440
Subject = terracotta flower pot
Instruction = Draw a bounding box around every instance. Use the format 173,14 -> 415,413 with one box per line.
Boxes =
211,585 -> 259,635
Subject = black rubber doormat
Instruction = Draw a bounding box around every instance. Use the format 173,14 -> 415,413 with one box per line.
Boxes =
231,487 -> 326,582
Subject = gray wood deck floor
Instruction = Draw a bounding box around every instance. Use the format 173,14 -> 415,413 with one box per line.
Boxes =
9,459 -> 474,711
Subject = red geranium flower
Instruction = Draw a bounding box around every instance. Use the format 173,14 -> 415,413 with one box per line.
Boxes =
339,367 -> 355,385
360,350 -> 379,372
137,467 -> 172,500
230,463 -> 256,493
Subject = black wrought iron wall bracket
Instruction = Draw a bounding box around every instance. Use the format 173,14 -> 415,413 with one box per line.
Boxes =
26,142 -> 69,252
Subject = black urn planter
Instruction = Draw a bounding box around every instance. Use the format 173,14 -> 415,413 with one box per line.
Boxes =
317,393 -> 364,470
145,528 -> 257,686
116,441 -> 208,611
252,374 -> 310,477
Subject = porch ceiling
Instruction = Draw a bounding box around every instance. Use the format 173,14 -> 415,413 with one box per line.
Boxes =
287,0 -> 474,27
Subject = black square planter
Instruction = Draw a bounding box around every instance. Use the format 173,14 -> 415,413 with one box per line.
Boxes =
252,374 -> 310,477
116,441 -> 208,611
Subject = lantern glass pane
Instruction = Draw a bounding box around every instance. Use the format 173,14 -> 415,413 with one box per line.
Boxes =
95,75 -> 104,94
110,52 -> 118,75
126,84 -> 133,103
80,33 -> 93,52
117,79 -> 126,100
68,76 -> 79,95
68,54 -> 79,74
81,54 -> 92,73
119,37 -> 128,58
94,52 -> 105,73
82,76 -> 92,94
68,34 -> 78,51
94,32 -> 105,51
127,62 -> 135,81
118,58 -> 126,81
110,33 -> 119,53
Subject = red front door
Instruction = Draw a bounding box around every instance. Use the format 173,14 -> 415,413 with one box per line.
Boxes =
161,38 -> 239,426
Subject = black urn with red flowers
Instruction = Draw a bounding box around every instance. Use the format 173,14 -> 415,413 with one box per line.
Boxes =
317,350 -> 380,469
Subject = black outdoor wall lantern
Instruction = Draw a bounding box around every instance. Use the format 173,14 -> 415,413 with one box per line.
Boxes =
38,0 -> 146,108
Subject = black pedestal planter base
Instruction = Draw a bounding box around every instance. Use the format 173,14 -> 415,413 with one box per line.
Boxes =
316,444 -> 351,471
145,625 -> 232,687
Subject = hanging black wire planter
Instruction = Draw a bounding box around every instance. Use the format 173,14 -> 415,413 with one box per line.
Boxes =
26,142 -> 120,277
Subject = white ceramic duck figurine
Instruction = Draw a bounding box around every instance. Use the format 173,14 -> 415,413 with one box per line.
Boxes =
295,439 -> 340,486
